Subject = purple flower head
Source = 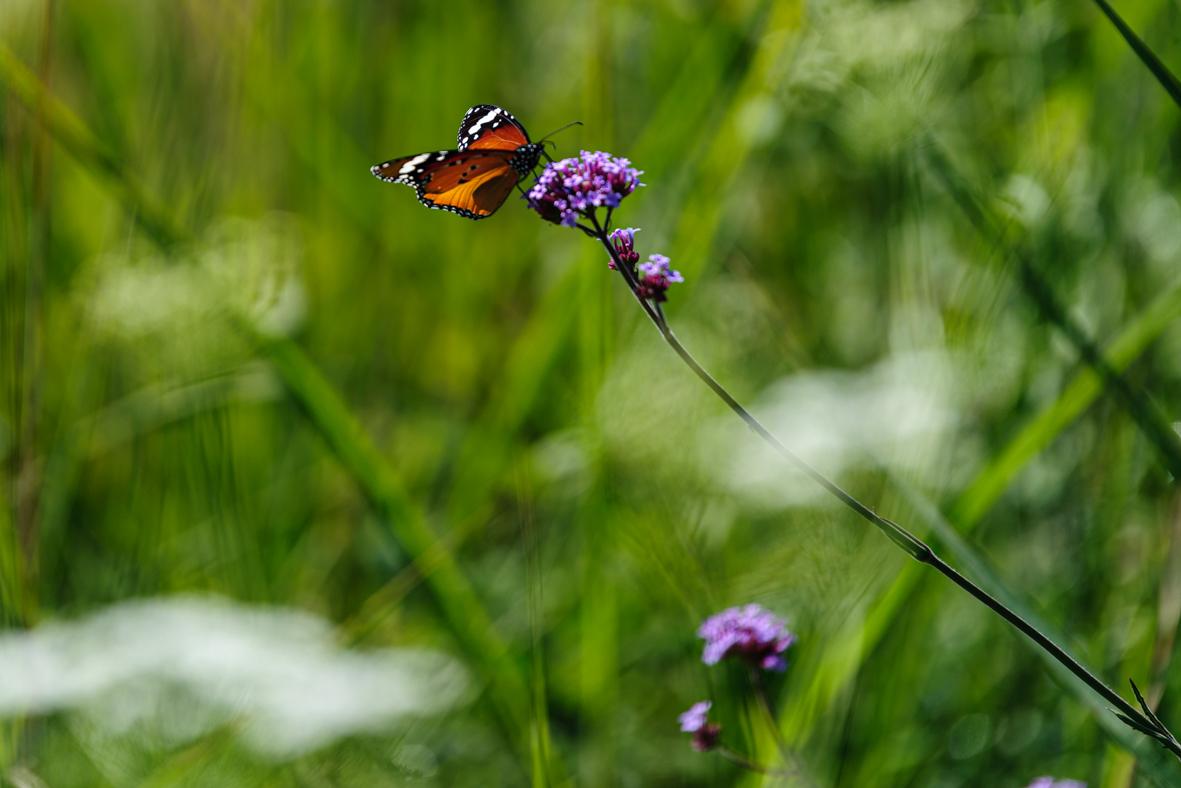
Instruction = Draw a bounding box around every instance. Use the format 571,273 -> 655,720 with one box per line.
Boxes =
678,701 -> 721,752
608,227 -> 641,270
635,254 -> 685,303
1026,780 -> 1086,788
527,151 -> 644,227
698,604 -> 795,672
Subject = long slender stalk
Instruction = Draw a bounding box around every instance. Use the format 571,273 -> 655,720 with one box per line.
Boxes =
749,669 -> 793,767
516,454 -> 557,788
952,267 -> 1181,526
1089,0 -> 1181,110
716,746 -> 777,775
0,43 -> 186,248
259,337 -> 534,749
882,469 -> 1180,785
0,45 -> 536,772
715,740 -> 814,780
749,670 -> 819,788
588,223 -> 1181,762
922,140 -> 1181,482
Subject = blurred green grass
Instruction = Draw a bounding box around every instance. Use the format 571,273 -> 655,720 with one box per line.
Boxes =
8,0 -> 1181,786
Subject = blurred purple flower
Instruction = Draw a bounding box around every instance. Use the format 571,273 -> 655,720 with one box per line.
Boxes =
635,254 -> 684,302
698,604 -> 795,672
527,151 -> 644,228
608,227 -> 640,270
679,700 -> 712,732
1026,780 -> 1086,788
678,700 -> 721,752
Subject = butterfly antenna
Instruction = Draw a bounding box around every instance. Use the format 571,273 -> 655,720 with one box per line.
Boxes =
537,120 -> 583,143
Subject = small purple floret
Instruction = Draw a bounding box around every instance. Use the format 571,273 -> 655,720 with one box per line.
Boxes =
698,604 -> 795,672
635,254 -> 685,303
527,151 -> 644,227
678,701 -> 721,752
608,227 -> 640,270
678,700 -> 712,732
1026,780 -> 1086,788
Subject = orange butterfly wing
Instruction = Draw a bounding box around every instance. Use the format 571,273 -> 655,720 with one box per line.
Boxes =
467,124 -> 530,151
419,151 -> 520,217
371,149 -> 520,219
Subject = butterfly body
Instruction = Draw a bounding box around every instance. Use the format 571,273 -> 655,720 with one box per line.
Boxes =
371,105 -> 543,219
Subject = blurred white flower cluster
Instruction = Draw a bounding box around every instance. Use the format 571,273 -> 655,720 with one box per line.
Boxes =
0,595 -> 469,758
706,351 -> 968,509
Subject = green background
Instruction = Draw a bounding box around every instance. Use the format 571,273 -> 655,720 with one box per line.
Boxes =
5,0 -> 1181,785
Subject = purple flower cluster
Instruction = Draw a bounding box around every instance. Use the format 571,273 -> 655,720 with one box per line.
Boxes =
678,701 -> 721,752
527,151 -> 644,228
698,604 -> 795,672
636,254 -> 684,302
1026,780 -> 1085,788
608,227 -> 640,270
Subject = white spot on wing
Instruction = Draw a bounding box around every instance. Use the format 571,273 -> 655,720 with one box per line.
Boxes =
467,108 -> 502,139
399,153 -> 431,175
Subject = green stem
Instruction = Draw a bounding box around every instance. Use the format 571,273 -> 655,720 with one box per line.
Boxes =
922,140 -> 1181,482
0,45 -> 537,771
749,670 -> 819,788
259,336 -> 532,758
0,42 -> 188,248
588,222 -> 1181,763
749,669 -> 793,766
716,746 -> 776,775
1089,0 -> 1181,110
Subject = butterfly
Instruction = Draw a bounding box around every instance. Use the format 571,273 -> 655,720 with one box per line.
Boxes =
371,105 -> 546,220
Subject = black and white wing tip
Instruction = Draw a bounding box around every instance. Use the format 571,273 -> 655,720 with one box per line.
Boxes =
457,104 -> 524,150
